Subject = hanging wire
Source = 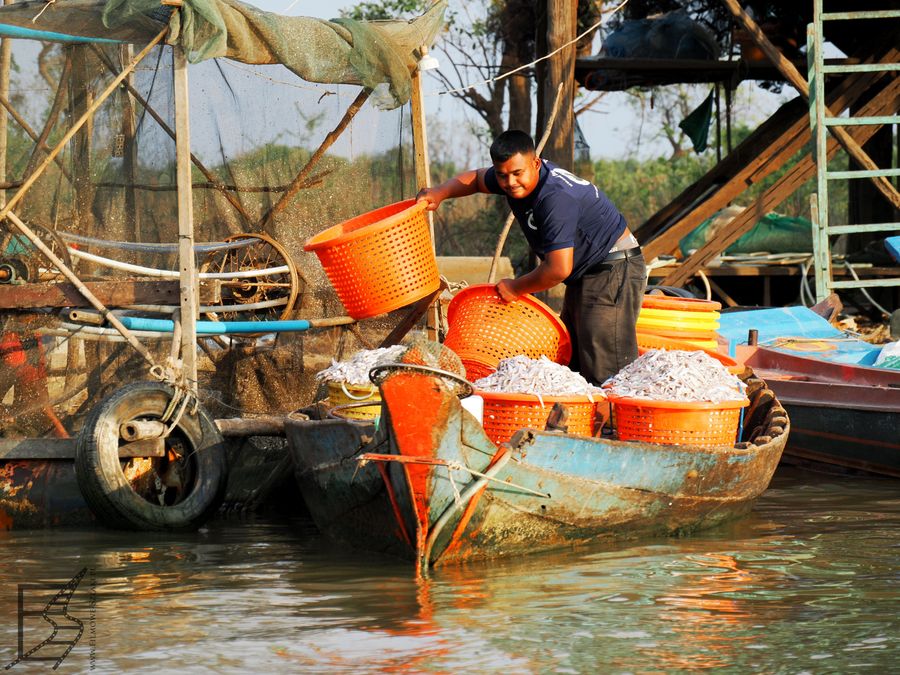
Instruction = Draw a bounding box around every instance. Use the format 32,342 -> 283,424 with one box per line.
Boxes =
428,0 -> 632,97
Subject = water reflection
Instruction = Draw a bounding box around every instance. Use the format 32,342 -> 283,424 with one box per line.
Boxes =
0,470 -> 898,672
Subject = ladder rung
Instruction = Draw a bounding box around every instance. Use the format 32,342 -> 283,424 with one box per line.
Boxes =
824,115 -> 900,127
823,63 -> 900,74
829,278 -> 900,290
821,10 -> 900,21
827,223 -> 900,235
826,168 -> 900,180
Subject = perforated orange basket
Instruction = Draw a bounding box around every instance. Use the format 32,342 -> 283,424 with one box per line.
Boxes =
636,333 -> 738,369
479,390 -> 600,445
303,199 -> 440,319
607,394 -> 749,447
444,284 -> 571,381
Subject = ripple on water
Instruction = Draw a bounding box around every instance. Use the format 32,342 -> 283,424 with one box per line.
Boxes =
0,473 -> 899,672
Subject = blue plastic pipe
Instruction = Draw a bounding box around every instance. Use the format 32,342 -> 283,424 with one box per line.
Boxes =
119,316 -> 311,334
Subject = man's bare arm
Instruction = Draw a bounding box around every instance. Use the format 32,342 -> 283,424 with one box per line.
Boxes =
496,248 -> 573,302
416,168 -> 491,210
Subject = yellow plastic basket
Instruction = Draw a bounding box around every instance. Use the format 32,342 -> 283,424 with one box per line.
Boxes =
326,381 -> 381,420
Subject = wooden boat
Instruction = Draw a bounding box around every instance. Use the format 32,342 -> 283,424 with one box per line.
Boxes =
733,344 -> 900,477
719,306 -> 900,477
285,364 -> 788,571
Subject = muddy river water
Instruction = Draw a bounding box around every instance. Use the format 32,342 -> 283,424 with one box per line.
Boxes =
1,467 -> 898,673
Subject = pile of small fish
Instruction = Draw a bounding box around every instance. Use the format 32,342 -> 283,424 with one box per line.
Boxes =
474,355 -> 604,399
315,345 -> 407,385
604,349 -> 745,402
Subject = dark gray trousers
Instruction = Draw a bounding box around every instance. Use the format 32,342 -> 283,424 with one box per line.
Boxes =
561,254 -> 646,385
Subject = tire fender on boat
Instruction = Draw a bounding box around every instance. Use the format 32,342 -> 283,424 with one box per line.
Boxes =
74,381 -> 228,531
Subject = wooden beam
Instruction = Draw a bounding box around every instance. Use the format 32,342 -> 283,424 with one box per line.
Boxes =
215,416 -> 285,437
0,279 -> 192,309
173,45 -> 198,391
721,0 -> 900,211
661,75 -> 900,288
0,0 -> 11,207
641,45 -> 899,261
378,285 -> 444,348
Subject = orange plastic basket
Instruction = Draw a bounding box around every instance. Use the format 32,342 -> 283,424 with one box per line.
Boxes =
303,199 -> 440,319
636,333 -> 738,368
479,390 -> 600,445
607,394 -> 749,447
444,284 -> 571,381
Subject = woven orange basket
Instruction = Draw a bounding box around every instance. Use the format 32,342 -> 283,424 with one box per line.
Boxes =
479,390 -> 600,445
636,333 -> 738,369
607,394 -> 749,448
303,199 -> 440,319
444,284 -> 571,381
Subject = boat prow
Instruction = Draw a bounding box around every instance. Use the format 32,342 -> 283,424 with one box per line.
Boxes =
286,364 -> 788,570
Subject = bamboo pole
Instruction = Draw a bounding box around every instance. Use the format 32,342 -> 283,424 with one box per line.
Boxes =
488,83 -> 565,283
173,45 -> 198,391
410,67 -> 440,340
0,28 -> 167,223
6,210 -> 154,364
258,88 -> 371,230
119,44 -> 141,242
410,69 -> 433,243
721,0 -> 900,211
0,0 -> 10,207
0,30 -> 168,369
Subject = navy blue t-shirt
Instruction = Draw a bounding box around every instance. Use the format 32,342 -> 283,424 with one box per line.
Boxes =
484,159 -> 627,282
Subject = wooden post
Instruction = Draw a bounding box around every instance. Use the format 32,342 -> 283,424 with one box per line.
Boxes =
410,69 -> 433,243
69,45 -> 95,235
0,0 -> 11,207
410,67 -> 439,340
120,44 -> 141,242
541,0 -> 577,170
173,46 -> 198,392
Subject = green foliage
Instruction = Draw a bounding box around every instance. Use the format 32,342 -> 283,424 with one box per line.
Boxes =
341,1 -> 428,21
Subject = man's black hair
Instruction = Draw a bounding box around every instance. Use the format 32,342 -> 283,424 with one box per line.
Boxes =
490,130 -> 535,163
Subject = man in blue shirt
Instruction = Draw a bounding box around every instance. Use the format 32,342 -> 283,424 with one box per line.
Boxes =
417,129 -> 646,384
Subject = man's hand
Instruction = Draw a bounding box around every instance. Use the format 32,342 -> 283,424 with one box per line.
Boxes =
496,278 -> 520,303
416,187 -> 443,211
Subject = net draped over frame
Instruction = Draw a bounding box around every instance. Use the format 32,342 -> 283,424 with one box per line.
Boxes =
0,0 -> 445,438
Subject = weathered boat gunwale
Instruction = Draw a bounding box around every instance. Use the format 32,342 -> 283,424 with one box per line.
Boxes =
733,343 -> 900,477
286,368 -> 788,569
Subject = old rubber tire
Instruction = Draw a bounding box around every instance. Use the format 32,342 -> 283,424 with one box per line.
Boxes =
75,381 -> 228,531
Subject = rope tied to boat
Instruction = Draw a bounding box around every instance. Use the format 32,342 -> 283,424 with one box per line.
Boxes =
357,453 -> 551,499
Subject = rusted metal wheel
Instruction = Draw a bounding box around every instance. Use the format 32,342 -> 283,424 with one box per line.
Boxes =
74,381 -> 227,531
0,222 -> 72,282
199,233 -> 302,322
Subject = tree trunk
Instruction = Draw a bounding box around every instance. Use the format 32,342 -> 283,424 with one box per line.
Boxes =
506,48 -> 532,134
541,0 -> 576,170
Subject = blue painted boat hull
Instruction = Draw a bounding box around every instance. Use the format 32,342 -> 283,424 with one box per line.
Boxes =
286,370 -> 787,568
